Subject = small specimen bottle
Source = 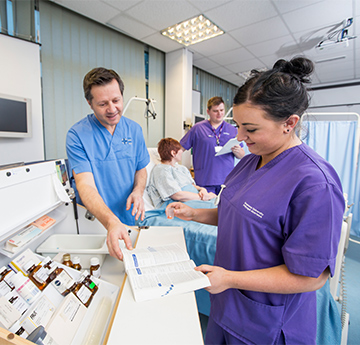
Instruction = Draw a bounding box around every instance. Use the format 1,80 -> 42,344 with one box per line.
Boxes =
61,280 -> 77,297
0,266 -> 15,289
90,257 -> 101,278
42,257 -> 62,283
11,272 -> 40,304
72,270 -> 98,307
72,256 -> 82,271
22,260 -> 49,291
62,253 -> 73,267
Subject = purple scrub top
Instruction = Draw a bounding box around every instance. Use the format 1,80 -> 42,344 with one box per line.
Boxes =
180,120 -> 237,186
212,143 -> 344,344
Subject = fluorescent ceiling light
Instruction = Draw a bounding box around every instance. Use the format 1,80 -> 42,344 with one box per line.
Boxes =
161,15 -> 224,46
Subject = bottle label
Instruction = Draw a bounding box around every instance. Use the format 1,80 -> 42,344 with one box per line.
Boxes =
0,281 -> 12,296
91,268 -> 101,279
76,285 -> 92,305
51,270 -> 73,294
46,262 -> 58,275
16,278 -> 40,304
34,267 -> 49,284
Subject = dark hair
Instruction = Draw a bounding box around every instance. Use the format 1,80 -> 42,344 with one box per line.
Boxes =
233,57 -> 314,121
158,138 -> 182,162
83,67 -> 125,103
207,96 -> 224,110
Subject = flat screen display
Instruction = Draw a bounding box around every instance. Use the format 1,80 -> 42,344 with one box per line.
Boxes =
0,94 -> 32,138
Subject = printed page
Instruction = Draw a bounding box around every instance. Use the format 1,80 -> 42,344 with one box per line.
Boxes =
215,138 -> 243,156
122,244 -> 190,271
126,260 -> 210,302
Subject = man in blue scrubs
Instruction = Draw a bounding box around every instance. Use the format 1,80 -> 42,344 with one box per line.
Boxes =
66,68 -> 149,260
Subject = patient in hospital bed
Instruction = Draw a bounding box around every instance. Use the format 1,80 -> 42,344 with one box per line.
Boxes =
146,138 -> 216,209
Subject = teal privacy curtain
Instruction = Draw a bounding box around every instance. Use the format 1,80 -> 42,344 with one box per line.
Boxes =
302,113 -> 360,237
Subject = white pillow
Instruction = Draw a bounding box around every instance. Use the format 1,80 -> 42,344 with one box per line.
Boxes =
143,148 -> 161,211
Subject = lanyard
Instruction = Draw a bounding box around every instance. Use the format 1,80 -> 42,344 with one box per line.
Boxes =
211,122 -> 224,145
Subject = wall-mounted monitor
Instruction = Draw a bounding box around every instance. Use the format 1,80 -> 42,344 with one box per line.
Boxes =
0,93 -> 32,138
192,113 -> 206,125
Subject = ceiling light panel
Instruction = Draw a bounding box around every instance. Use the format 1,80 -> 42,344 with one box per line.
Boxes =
161,15 -> 224,46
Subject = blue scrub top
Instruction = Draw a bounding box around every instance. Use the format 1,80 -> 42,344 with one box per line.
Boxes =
180,120 -> 237,186
212,143 -> 344,344
66,114 -> 150,225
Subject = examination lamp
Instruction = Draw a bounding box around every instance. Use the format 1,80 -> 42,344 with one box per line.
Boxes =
122,96 -> 157,119
161,15 -> 224,46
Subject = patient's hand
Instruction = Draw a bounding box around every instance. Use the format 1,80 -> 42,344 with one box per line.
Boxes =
198,188 -> 216,201
202,192 -> 217,201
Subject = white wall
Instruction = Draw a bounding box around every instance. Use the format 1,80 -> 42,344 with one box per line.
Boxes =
0,35 -> 44,166
310,84 -> 360,115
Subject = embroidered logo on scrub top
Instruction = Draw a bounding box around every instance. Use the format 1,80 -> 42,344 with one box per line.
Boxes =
243,202 -> 264,218
122,138 -> 132,144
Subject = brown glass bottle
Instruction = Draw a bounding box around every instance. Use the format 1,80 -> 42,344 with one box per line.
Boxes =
22,260 -> 48,291
62,254 -> 73,267
0,266 -> 15,290
72,256 -> 82,271
72,271 -> 98,307
43,257 -> 63,284
61,280 -> 77,297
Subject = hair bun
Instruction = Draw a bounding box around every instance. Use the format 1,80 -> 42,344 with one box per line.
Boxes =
273,57 -> 314,83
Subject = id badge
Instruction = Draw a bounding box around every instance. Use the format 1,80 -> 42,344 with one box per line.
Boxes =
215,146 -> 222,153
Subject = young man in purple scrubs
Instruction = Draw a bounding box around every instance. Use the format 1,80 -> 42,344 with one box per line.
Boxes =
180,97 -> 245,194
167,57 -> 344,344
66,68 -> 149,260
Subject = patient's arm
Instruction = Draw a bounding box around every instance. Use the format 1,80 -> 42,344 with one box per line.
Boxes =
170,190 -> 201,202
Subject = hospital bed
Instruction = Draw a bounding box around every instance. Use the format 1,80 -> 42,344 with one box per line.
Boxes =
139,148 -> 348,345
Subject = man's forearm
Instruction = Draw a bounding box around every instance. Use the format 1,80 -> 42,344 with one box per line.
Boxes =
132,168 -> 147,194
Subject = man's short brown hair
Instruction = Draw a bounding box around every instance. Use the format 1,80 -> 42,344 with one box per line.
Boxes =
207,96 -> 224,110
83,67 -> 125,103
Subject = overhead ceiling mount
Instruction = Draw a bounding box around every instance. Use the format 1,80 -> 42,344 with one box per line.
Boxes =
316,17 -> 357,50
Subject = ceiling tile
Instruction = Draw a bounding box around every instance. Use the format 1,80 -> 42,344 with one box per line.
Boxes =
229,16 -> 290,47
53,0 -> 120,23
186,0 -> 233,12
282,1 -> 353,34
209,47 -> 254,66
207,65 -> 233,77
141,33 -> 183,53
101,0 -> 142,12
124,1 -> 199,31
108,14 -> 156,40
246,35 -> 298,57
188,34 -> 239,57
227,58 -> 267,75
193,58 -> 219,70
204,0 -> 278,32
271,0 -> 324,14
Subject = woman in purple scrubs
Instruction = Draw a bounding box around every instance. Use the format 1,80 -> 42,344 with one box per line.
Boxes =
166,57 -> 344,344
